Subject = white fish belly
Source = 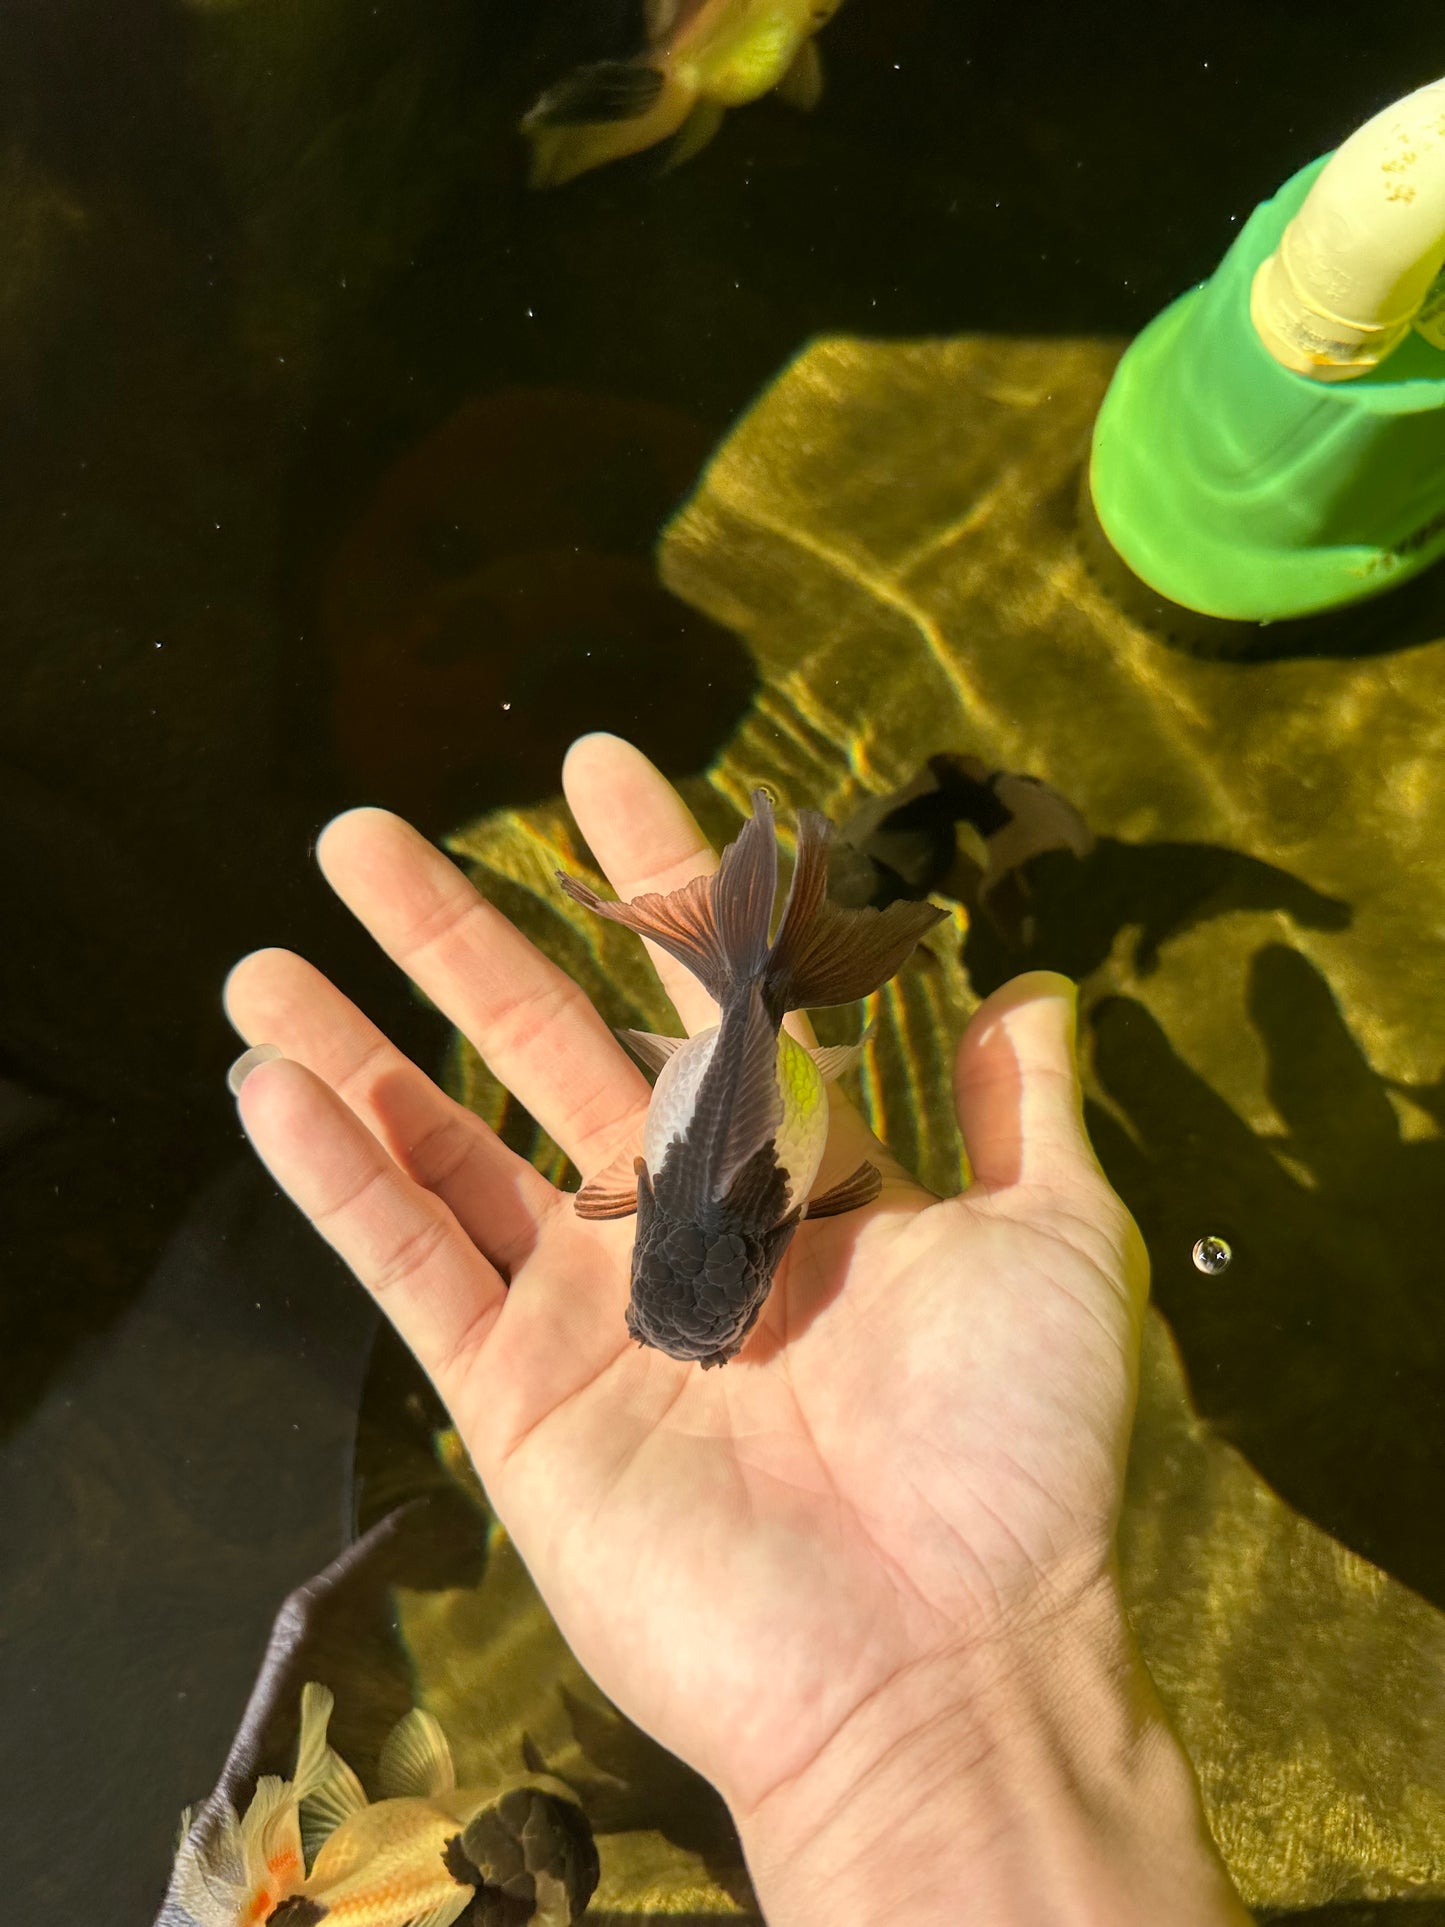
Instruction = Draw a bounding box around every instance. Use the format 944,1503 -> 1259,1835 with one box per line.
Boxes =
643,1025 -> 828,1214
644,1026 -> 719,1174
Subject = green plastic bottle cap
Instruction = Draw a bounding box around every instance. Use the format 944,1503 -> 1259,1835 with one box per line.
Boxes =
1088,156 -> 1445,623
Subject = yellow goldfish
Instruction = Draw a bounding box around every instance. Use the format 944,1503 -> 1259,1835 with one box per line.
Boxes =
163,1684 -> 598,1927
522,0 -> 846,188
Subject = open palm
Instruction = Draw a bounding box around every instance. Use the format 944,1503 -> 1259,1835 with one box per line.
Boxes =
227,734 -> 1148,1842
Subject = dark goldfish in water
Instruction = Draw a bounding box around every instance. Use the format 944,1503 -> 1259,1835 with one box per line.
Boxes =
163,1684 -> 597,1927
558,788 -> 943,1367
523,0 -> 846,187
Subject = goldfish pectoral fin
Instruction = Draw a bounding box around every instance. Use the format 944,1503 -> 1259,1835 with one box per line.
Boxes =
524,59 -> 666,129
774,37 -> 824,110
805,1160 -> 883,1220
808,1021 -> 877,1083
616,1027 -> 688,1075
377,1707 -> 456,1802
663,97 -> 727,171
574,1148 -> 645,1219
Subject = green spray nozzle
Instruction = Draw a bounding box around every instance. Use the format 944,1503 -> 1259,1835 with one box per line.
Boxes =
1087,75 -> 1445,629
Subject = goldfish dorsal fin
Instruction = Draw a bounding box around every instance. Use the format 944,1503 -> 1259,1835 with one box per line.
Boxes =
378,1707 -> 457,1801
712,981 -> 786,1203
807,1021 -> 877,1083
293,1684 -> 368,1864
616,1028 -> 688,1075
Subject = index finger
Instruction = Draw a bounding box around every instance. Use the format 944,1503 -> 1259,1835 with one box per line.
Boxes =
561,734 -> 817,1047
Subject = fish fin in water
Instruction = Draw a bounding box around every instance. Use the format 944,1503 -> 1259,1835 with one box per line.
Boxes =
293,1684 -> 368,1865
524,59 -> 665,128
240,1775 -> 305,1897
662,96 -> 726,170
804,1160 -> 882,1219
377,1707 -> 456,1802
396,1894 -> 475,1927
574,1149 -> 645,1220
161,1801 -> 248,1927
766,806 -> 946,1009
774,36 -> 824,110
616,1027 -> 688,1075
712,982 -> 787,1203
557,787 -> 778,1004
808,1022 -> 876,1082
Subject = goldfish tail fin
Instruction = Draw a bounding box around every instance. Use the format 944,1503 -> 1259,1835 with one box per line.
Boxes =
774,37 -> 824,110
556,788 -> 779,1003
524,59 -> 665,129
766,807 -> 945,1011
159,1799 -> 249,1927
662,97 -> 726,171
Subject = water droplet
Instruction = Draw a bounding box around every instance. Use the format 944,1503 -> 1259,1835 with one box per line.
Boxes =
1192,1235 -> 1232,1276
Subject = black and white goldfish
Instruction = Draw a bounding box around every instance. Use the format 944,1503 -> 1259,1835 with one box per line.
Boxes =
557,788 -> 943,1367
162,1683 -> 597,1927
522,0 -> 845,188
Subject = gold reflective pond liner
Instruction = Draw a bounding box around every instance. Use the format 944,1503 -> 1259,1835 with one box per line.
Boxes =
433,334 -> 1445,1918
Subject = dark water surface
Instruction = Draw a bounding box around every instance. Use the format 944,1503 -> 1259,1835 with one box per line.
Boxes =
0,2 -> 1439,1921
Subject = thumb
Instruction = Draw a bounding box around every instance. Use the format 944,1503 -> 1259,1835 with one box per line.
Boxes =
953,971 -> 1099,1195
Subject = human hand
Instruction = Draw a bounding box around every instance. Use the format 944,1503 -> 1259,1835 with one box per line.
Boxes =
225,735 -> 1247,1926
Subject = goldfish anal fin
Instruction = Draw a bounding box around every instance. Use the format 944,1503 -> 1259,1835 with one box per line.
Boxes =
377,1707 -> 457,1802
804,1160 -> 882,1220
617,1027 -> 688,1075
663,97 -> 726,171
525,59 -> 665,128
574,1148 -> 645,1220
774,37 -> 824,110
808,1022 -> 876,1083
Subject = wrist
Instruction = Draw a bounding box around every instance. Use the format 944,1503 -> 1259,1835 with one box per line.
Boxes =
732,1572 -> 1249,1927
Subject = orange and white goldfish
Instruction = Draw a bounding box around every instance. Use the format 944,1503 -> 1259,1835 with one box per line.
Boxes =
162,1684 -> 598,1927
523,0 -> 846,188
558,789 -> 943,1366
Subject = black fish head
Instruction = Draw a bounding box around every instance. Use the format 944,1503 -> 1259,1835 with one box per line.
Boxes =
627,1207 -> 797,1368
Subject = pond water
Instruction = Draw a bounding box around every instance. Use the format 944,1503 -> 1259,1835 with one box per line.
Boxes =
1,4 -> 1441,1923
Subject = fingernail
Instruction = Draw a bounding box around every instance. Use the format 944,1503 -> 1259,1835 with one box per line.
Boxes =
228,1044 -> 284,1095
